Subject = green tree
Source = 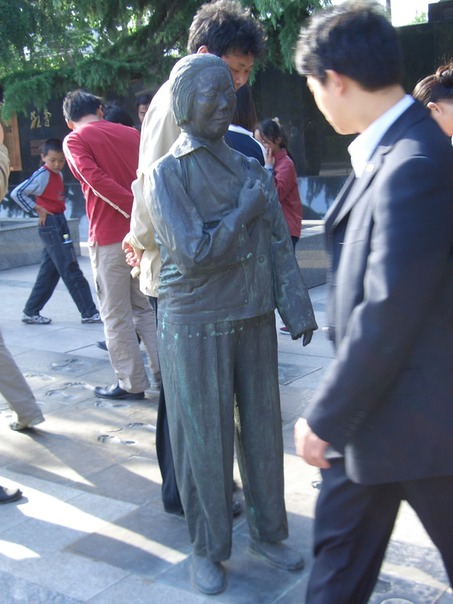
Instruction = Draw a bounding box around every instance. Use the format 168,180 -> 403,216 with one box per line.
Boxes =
0,0 -> 328,119
412,11 -> 428,24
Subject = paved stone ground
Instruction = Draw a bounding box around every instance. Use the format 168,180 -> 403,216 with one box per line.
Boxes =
0,254 -> 451,603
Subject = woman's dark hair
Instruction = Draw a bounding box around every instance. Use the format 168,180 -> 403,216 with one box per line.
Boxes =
231,84 -> 258,131
255,117 -> 296,161
413,62 -> 453,106
255,118 -> 288,148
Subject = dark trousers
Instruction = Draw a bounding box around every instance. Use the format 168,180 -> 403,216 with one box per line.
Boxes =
24,214 -> 97,319
148,295 -> 182,513
306,458 -> 453,604
158,312 -> 288,560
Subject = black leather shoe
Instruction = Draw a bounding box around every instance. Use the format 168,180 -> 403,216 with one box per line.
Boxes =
232,499 -> 242,517
192,554 -> 226,595
94,384 -> 145,400
0,486 -> 23,504
249,539 -> 305,571
164,504 -> 184,516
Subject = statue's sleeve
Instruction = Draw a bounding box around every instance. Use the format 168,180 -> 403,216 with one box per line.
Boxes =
269,180 -> 318,337
148,159 -> 256,276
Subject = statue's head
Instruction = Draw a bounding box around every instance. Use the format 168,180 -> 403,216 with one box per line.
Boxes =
170,53 -> 236,140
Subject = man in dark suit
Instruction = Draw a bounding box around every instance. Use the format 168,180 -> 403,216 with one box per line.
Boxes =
293,2 -> 453,603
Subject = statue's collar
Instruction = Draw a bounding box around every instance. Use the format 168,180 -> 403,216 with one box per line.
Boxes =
172,132 -> 228,159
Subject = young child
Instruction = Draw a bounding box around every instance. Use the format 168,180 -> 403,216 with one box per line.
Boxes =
10,138 -> 101,325
254,118 -> 303,250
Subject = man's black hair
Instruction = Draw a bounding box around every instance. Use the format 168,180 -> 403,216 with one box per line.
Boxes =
295,0 -> 403,91
187,0 -> 266,59
136,93 -> 153,107
62,89 -> 103,122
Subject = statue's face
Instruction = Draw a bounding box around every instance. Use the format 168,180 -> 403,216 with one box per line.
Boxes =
187,66 -> 236,140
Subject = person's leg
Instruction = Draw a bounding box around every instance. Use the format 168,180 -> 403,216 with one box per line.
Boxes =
155,382 -> 183,513
234,312 -> 288,543
158,319 -> 236,561
43,215 -> 98,319
89,242 -> 149,393
0,328 -> 44,427
306,459 -> 401,604
23,245 -> 59,317
130,280 -> 159,376
403,475 -> 453,587
149,295 -> 180,510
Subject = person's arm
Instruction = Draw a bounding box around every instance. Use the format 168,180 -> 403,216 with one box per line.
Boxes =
10,168 -> 50,213
0,124 -> 10,200
273,155 -> 298,201
267,168 -> 318,341
137,81 -> 180,175
147,157 -> 267,276
126,173 -> 159,253
127,81 -> 181,254
63,133 -> 134,218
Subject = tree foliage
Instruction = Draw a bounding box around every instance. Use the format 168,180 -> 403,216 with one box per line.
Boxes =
0,0 -> 329,119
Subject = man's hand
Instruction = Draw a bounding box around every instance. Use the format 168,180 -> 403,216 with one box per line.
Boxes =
294,417 -> 331,469
122,234 -> 143,267
35,205 -> 52,226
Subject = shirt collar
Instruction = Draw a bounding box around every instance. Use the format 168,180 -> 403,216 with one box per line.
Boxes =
348,95 -> 414,178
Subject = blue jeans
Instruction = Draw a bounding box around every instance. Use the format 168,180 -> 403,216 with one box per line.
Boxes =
24,214 -> 98,319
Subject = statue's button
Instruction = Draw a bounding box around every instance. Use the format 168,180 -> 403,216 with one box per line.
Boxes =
258,256 -> 265,263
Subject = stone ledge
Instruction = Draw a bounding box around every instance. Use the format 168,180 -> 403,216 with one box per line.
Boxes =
297,222 -> 328,289
0,218 -> 81,270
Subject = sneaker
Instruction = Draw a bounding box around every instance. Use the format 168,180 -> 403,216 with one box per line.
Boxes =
81,312 -> 102,324
279,326 -> 291,335
22,313 -> 52,325
10,416 -> 45,431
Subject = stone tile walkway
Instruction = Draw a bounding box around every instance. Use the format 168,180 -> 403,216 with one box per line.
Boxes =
0,256 -> 451,603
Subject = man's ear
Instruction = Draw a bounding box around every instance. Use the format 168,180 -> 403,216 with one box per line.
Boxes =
197,45 -> 209,55
427,101 -> 442,114
65,119 -> 74,131
325,69 -> 347,95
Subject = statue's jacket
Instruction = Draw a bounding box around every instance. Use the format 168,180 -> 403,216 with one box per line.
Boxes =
145,133 -> 317,337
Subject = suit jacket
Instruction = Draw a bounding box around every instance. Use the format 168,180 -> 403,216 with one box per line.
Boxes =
305,101 -> 453,484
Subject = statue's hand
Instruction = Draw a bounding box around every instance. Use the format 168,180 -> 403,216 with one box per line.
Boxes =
302,329 -> 314,346
239,178 -> 267,221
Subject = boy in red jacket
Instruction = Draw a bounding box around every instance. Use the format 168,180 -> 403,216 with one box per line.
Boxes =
11,138 -> 100,325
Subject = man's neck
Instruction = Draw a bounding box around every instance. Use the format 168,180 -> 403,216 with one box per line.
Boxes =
353,85 -> 406,133
72,115 -> 101,130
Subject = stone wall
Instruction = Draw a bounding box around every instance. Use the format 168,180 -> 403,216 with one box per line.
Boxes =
0,218 -> 80,270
